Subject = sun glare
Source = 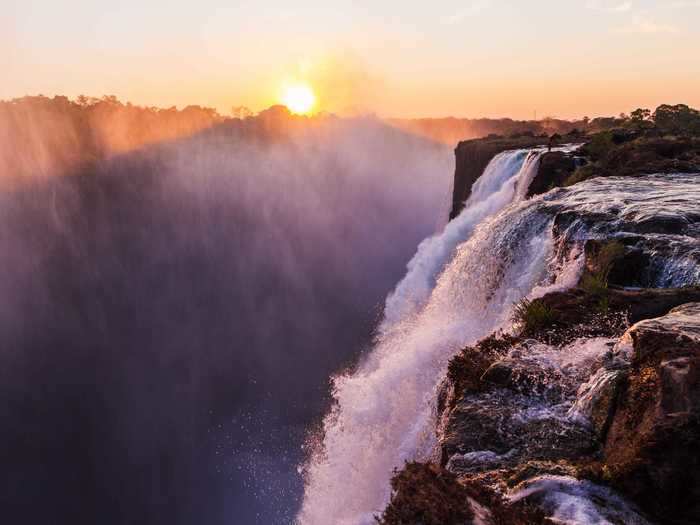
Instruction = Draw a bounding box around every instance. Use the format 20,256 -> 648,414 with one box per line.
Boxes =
281,83 -> 316,115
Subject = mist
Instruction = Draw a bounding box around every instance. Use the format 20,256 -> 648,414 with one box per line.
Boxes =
0,105 -> 451,523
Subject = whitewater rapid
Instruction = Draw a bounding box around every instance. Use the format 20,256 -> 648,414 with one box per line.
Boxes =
298,148 -> 562,524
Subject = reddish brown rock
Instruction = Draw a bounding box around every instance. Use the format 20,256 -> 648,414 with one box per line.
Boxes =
603,303 -> 700,523
377,462 -> 474,525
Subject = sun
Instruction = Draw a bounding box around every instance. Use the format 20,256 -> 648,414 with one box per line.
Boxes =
280,83 -> 317,115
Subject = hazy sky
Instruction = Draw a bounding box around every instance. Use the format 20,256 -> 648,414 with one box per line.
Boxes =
3,0 -> 700,118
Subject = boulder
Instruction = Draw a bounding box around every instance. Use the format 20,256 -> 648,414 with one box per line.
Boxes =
569,366 -> 627,440
603,303 -> 700,522
526,151 -> 576,197
377,462 -> 475,525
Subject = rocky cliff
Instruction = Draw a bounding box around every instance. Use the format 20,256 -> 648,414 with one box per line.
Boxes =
450,129 -> 700,221
381,269 -> 700,524
450,136 -> 548,219
380,131 -> 700,524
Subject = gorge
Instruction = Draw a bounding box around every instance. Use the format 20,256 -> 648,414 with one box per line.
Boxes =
2,98 -> 700,525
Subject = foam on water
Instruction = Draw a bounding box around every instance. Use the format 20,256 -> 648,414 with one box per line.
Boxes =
381,149 -> 545,331
298,148 -> 559,523
299,162 -> 700,524
509,475 -> 650,525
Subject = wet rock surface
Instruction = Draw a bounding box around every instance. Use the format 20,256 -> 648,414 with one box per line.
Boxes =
387,150 -> 700,523
603,303 -> 700,523
438,300 -> 700,524
526,150 -> 577,197
546,174 -> 700,288
390,292 -> 700,523
450,136 -> 548,219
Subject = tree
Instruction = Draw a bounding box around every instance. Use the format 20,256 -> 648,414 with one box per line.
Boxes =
653,104 -> 700,135
626,108 -> 653,131
231,106 -> 253,119
630,108 -> 651,122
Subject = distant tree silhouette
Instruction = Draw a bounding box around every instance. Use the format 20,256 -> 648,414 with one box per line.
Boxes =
231,106 -> 253,119
653,104 -> 700,135
0,95 -> 223,181
630,108 -> 651,122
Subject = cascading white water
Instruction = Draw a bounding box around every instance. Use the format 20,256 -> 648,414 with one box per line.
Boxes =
381,148 -> 544,331
298,148 -> 560,524
299,167 -> 700,524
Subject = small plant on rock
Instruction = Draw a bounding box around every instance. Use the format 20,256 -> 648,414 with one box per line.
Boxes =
512,298 -> 557,335
564,164 -> 598,186
581,240 -> 626,296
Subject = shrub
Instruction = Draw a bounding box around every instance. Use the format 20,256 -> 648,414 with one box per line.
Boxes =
596,241 -> 626,279
580,241 -> 626,297
582,131 -> 616,161
580,273 -> 609,297
512,298 -> 557,335
564,164 -> 598,186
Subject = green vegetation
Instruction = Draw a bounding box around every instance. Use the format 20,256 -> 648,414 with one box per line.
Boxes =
595,241 -> 626,279
564,164 -> 598,186
580,241 -> 626,313
512,298 -> 557,335
580,273 -> 609,297
564,103 -> 700,187
583,130 -> 616,161
652,104 -> 700,135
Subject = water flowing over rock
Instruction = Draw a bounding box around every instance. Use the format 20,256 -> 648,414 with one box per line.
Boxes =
381,148 -> 547,330
300,150 -> 565,524
300,135 -> 700,523
450,137 -> 550,219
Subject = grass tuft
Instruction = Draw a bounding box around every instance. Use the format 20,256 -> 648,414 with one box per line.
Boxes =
512,298 -> 557,335
580,240 -> 626,296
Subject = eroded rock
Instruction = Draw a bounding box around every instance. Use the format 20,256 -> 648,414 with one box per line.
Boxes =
603,303 -> 700,522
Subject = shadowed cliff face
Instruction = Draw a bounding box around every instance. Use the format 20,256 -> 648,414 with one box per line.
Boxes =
450,137 -> 548,220
0,114 -> 451,524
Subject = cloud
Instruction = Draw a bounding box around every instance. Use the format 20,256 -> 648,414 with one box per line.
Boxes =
616,15 -> 679,33
443,0 -> 491,25
586,1 -> 633,13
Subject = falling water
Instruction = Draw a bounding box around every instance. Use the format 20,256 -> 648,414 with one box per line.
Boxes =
299,166 -> 700,524
298,149 -> 559,524
381,148 -> 545,331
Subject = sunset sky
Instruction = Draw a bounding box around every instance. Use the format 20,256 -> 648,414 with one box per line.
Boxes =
3,0 -> 700,119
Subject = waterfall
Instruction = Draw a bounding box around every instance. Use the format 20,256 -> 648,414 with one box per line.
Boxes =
298,148 -> 557,524
381,148 -> 544,332
298,167 -> 700,524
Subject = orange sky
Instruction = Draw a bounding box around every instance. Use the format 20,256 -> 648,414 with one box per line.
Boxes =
3,1 -> 700,119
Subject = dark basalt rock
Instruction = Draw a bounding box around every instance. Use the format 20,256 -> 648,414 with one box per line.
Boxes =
603,303 -> 700,523
481,356 -> 567,399
434,290 -> 700,522
450,136 -> 548,219
441,392 -> 596,470
379,462 -> 550,525
377,462 -> 474,525
537,287 -> 700,327
526,151 -> 577,197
